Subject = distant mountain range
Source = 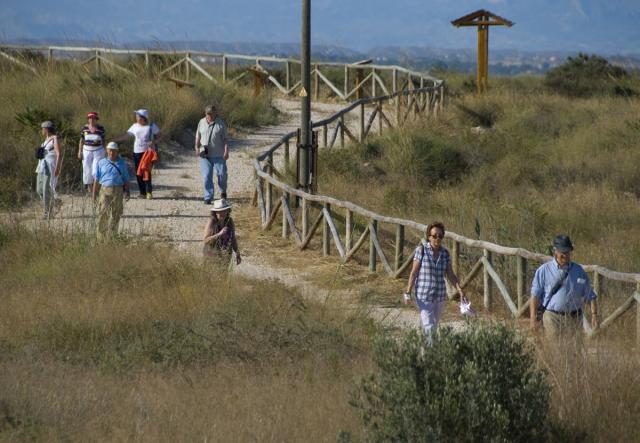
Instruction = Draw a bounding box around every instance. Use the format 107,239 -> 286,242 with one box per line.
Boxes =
5,38 -> 640,75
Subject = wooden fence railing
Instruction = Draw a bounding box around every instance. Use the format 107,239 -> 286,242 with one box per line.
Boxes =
0,44 -> 440,102
251,85 -> 640,342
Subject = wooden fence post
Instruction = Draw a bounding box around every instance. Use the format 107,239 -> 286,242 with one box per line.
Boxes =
344,65 -> 349,97
345,209 -> 353,251
378,102 -> 383,134
314,63 -> 319,100
517,256 -> 527,312
396,92 -> 402,126
323,203 -> 331,256
593,271 -> 601,296
265,154 -> 273,217
371,68 -> 376,96
323,124 -> 328,147
95,50 -> 100,74
222,55 -> 227,82
395,224 -> 404,272
286,60 -> 291,91
339,114 -> 345,148
282,193 -> 290,239
637,282 -> 640,345
392,69 -> 397,96
284,138 -> 290,170
369,219 -> 377,272
359,103 -> 365,142
452,241 -> 460,276
47,48 -> 53,67
185,52 -> 191,81
483,249 -> 493,310
301,197 -> 308,240
144,51 -> 149,69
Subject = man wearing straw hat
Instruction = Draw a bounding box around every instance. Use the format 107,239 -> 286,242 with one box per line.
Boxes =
93,142 -> 130,240
530,234 -> 599,339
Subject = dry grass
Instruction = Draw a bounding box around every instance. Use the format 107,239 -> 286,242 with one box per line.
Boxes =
0,223 -> 373,441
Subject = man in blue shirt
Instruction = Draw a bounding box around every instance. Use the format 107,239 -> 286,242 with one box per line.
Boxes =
530,235 -> 599,339
93,142 -> 130,240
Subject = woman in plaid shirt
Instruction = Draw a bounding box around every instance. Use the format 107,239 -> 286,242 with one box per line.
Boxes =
404,221 -> 466,343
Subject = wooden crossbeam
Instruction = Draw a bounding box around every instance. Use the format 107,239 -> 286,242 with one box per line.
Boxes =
341,122 -> 358,143
96,55 -> 134,76
263,198 -> 283,231
186,56 -> 216,82
159,57 -> 186,76
393,254 -> 414,279
323,207 -> 346,259
481,256 -> 518,316
344,227 -> 370,262
329,122 -> 341,148
369,222 -> 393,275
282,196 -> 302,244
0,50 -> 39,75
315,68 -> 347,100
593,292 -> 638,334
300,211 -> 324,250
363,105 -> 379,138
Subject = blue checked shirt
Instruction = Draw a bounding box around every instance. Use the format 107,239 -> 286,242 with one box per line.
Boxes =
413,240 -> 450,302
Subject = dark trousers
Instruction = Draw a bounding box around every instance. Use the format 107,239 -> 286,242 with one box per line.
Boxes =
133,152 -> 152,195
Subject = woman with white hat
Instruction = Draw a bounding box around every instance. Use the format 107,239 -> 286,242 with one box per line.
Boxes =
35,121 -> 61,218
111,109 -> 161,199
203,198 -> 241,268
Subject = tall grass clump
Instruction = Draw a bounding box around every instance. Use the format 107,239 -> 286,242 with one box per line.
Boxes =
350,324 -> 549,442
0,222 -> 374,440
0,59 -> 277,208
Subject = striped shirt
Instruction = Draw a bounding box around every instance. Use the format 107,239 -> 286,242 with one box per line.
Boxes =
81,124 -> 106,150
413,240 -> 450,302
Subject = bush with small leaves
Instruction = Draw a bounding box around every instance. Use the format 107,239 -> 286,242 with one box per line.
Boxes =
352,323 -> 550,442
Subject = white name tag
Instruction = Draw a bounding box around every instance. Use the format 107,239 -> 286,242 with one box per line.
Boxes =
577,278 -> 586,284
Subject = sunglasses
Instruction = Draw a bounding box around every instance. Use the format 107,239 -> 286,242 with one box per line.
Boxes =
429,233 -> 444,239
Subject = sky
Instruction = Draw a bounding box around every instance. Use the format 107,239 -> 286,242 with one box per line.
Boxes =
2,0 -> 640,54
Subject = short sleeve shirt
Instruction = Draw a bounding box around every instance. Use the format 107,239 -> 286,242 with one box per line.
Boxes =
127,122 -> 160,153
95,157 -> 130,187
197,117 -> 228,158
413,241 -> 450,302
81,124 -> 106,150
531,260 -> 597,312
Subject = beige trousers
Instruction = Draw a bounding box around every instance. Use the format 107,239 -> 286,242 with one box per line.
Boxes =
96,186 -> 123,240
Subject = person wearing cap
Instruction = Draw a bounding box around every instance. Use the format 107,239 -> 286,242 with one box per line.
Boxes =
202,198 -> 241,268
404,221 -> 466,344
78,111 -> 106,191
93,142 -> 130,240
195,105 -> 229,204
111,109 -> 161,199
35,121 -> 62,219
530,235 -> 599,339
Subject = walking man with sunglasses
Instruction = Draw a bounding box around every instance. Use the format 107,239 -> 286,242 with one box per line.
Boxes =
404,221 -> 466,344
530,235 -> 599,340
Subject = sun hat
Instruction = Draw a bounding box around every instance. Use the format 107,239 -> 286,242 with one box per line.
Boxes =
106,141 -> 119,150
553,234 -> 574,253
41,121 -> 55,129
204,104 -> 217,115
87,111 -> 99,119
134,109 -> 149,120
210,198 -> 232,212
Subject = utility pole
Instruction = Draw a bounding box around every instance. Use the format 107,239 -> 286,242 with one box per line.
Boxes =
298,0 -> 313,192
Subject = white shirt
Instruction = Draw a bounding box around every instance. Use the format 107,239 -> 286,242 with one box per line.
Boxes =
127,122 -> 160,154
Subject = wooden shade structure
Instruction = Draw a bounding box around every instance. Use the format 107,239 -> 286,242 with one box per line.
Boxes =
452,10 -> 513,93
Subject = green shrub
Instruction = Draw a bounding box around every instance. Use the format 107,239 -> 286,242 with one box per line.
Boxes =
352,324 -> 550,442
544,53 -> 630,97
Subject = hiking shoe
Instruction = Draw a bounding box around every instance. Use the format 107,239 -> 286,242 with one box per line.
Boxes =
137,194 -> 147,199
204,199 -> 212,205
146,192 -> 153,200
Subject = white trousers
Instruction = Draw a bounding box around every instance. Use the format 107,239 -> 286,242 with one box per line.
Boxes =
416,299 -> 446,345
82,147 -> 105,185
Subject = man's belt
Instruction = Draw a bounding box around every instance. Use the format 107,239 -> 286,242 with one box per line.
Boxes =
546,309 -> 582,317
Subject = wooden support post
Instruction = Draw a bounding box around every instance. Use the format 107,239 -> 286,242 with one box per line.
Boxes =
394,225 -> 404,272
301,198 -> 308,239
396,92 -> 402,125
144,51 -> 149,68
516,256 -> 527,312
339,114 -> 345,148
593,271 -> 601,297
371,68 -> 376,96
452,241 -> 460,275
356,68 -> 364,99
369,219 -> 377,272
286,60 -> 291,90
323,203 -> 331,256
282,193 -> 290,239
440,84 -> 445,113
344,65 -> 349,97
95,50 -> 100,74
378,102 -> 383,134
314,63 -> 319,100
185,52 -> 191,81
222,55 -> 227,82
266,154 -> 273,216
392,69 -> 397,96
47,48 -> 53,67
483,249 -> 493,310
345,209 -> 353,251
284,138 -> 290,170
359,103 -> 365,142
323,124 -> 328,147
637,283 -> 640,345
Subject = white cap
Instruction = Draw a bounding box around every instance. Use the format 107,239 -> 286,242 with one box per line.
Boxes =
106,141 -> 119,150
134,109 -> 149,120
